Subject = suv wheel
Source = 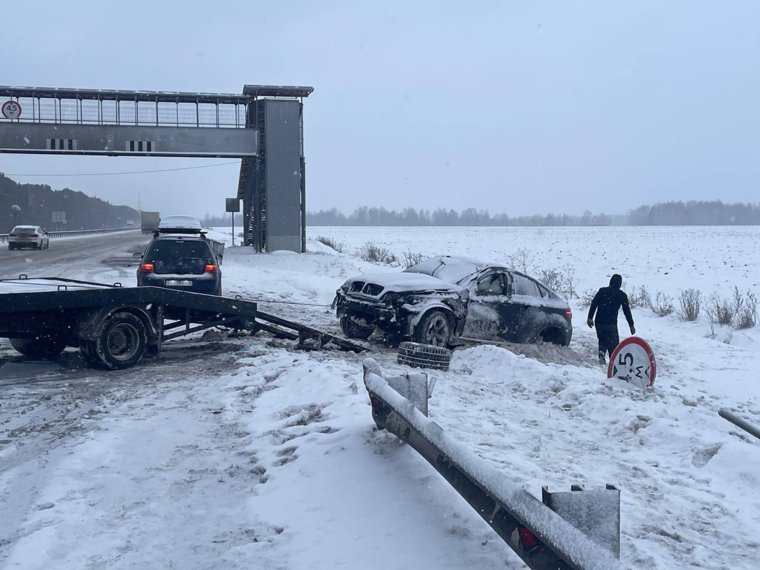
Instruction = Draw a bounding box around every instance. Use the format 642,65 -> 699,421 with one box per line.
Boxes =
340,314 -> 374,340
412,309 -> 452,347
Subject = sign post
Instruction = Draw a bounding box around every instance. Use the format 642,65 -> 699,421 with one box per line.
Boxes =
52,211 -> 67,232
225,198 -> 240,247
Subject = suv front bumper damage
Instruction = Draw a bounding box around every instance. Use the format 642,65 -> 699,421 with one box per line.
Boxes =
334,290 -> 467,340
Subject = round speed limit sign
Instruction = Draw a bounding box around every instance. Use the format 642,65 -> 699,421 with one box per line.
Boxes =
607,336 -> 656,388
2,100 -> 22,120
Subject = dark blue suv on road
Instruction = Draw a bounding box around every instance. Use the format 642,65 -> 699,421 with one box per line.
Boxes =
136,216 -> 223,296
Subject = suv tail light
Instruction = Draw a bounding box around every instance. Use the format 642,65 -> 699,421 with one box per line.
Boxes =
565,308 -> 573,320
140,262 -> 155,273
204,263 -> 217,273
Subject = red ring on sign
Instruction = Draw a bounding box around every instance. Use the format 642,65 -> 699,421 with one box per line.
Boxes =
2,100 -> 22,120
607,336 -> 656,387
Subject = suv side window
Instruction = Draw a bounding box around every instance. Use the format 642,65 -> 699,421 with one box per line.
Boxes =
512,274 -> 540,297
476,272 -> 506,295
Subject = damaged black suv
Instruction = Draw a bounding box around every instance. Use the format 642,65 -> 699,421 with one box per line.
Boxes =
333,255 -> 572,347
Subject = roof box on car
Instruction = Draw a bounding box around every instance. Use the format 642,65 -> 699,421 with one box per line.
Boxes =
157,215 -> 204,235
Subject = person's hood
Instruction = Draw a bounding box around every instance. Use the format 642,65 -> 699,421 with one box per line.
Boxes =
609,274 -> 622,289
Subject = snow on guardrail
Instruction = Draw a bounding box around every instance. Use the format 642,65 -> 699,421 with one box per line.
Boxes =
362,358 -> 625,570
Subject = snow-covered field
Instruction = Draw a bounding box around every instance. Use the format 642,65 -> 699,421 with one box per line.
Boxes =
1,225 -> 759,569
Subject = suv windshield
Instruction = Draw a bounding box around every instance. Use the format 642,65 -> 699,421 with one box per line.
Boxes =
144,240 -> 213,275
405,256 -> 482,285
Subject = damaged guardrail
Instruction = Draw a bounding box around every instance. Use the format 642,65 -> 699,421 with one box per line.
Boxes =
719,408 -> 760,440
363,358 -> 624,570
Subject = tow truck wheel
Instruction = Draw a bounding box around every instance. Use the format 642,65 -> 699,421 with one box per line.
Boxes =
412,309 -> 452,347
9,336 -> 67,359
86,312 -> 147,370
340,314 -> 374,340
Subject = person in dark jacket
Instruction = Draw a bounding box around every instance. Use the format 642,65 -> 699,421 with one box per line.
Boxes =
587,274 -> 635,364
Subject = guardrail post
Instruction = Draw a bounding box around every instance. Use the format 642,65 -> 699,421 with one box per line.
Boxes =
541,485 -> 621,559
385,371 -> 436,416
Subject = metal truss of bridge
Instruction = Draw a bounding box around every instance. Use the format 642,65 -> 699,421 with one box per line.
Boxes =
0,84 -> 313,252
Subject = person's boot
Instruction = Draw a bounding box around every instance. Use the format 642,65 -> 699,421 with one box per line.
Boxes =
598,351 -> 606,365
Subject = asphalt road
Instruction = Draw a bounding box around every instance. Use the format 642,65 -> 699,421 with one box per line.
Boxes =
0,230 -> 150,281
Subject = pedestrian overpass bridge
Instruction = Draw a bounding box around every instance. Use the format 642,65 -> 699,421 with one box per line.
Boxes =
0,84 -> 313,252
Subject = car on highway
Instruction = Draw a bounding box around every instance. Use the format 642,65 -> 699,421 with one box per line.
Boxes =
8,225 -> 50,250
333,255 -> 573,347
136,216 -> 223,295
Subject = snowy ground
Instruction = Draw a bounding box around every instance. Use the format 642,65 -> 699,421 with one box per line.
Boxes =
1,226 -> 759,569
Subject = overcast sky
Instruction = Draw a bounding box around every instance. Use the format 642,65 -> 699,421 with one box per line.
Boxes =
1,0 -> 759,218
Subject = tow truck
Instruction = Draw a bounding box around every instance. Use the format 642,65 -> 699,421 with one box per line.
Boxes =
0,276 -> 366,370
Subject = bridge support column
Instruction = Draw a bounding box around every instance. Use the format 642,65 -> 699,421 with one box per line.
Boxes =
241,98 -> 306,253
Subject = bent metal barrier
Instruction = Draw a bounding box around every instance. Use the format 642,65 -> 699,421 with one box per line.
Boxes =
719,408 -> 760,440
362,359 -> 624,570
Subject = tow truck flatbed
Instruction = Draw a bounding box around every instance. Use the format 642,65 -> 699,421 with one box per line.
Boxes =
0,276 -> 365,370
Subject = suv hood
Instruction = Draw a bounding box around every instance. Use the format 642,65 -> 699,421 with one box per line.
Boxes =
344,272 -> 462,297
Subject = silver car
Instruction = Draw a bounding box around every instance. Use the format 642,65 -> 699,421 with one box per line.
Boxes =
8,225 -> 50,250
335,255 -> 572,347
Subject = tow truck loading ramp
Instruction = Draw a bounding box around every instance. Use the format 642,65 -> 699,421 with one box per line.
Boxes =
0,277 -> 366,370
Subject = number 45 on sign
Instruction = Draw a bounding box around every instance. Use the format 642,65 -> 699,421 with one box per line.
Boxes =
607,337 -> 657,389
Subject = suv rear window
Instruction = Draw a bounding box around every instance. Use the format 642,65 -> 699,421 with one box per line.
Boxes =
144,240 -> 214,275
11,227 -> 37,235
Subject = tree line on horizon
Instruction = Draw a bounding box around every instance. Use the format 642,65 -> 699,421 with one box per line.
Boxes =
304,207 -> 614,227
300,200 -> 760,226
627,201 -> 760,225
0,174 -> 138,234
3,174 -> 759,230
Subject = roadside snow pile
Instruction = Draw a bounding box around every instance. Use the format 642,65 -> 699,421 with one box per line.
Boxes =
439,344 -> 760,568
216,347 -> 512,568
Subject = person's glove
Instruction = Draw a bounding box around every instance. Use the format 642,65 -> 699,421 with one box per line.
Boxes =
587,318 -> 594,328
630,325 -> 636,335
